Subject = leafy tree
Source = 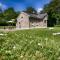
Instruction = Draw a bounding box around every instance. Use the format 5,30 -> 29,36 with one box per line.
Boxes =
3,8 -> 18,21
0,7 -> 19,26
43,0 -> 60,26
25,7 -> 37,14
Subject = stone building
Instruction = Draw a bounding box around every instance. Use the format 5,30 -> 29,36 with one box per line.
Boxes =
16,12 -> 48,29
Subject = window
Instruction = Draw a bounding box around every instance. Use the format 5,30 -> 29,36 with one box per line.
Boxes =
44,20 -> 46,23
19,22 -> 20,24
21,16 -> 23,18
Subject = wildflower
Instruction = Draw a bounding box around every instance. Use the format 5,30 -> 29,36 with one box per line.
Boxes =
58,48 -> 60,52
0,33 -> 4,36
49,27 -> 54,30
26,39 -> 27,41
53,33 -> 57,35
0,33 -> 7,36
35,51 -> 40,55
5,50 -> 11,54
56,32 -> 60,35
29,36 -> 32,38
45,38 -> 48,41
58,57 -> 60,60
20,55 -> 23,58
7,21 -> 13,23
13,45 -> 16,49
38,43 -> 42,46
36,51 -> 40,54
53,32 -> 60,35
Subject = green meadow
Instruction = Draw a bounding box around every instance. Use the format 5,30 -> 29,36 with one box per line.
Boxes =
0,27 -> 60,60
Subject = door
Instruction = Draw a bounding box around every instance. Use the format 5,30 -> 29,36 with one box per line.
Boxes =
19,22 -> 21,28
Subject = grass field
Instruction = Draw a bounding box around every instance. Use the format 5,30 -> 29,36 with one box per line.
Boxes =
0,26 -> 16,29
0,27 -> 60,60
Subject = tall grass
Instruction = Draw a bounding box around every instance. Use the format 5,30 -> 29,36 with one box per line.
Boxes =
0,28 -> 60,60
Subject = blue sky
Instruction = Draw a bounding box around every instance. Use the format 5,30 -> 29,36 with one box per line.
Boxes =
0,0 -> 51,12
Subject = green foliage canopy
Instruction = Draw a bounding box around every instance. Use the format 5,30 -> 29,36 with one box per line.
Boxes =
43,0 -> 60,26
25,7 -> 37,14
0,7 -> 19,26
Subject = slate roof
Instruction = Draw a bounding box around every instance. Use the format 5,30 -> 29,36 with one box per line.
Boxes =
17,12 -> 48,20
28,13 -> 47,19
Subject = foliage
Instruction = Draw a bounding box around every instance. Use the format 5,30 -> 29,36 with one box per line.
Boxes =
0,26 -> 15,29
0,28 -> 60,60
3,8 -> 18,21
43,0 -> 60,27
0,7 -> 19,26
24,7 -> 37,14
55,25 -> 60,27
0,20 -> 7,26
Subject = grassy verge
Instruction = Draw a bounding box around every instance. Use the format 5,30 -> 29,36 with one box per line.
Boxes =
0,26 -> 16,29
0,27 -> 60,60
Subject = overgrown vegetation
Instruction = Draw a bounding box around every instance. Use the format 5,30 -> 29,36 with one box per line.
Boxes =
0,7 -> 19,26
0,28 -> 60,60
43,0 -> 60,27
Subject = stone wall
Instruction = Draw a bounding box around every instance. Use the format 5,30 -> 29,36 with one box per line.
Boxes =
29,18 -> 45,28
16,12 -> 29,29
16,12 -> 48,29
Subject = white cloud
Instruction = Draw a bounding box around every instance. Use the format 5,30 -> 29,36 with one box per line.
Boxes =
0,3 -> 7,10
37,8 -> 43,12
0,3 -> 2,7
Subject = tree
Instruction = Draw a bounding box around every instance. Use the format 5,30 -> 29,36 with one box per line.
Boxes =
0,7 -> 19,26
3,8 -> 18,21
25,7 -> 37,14
43,0 -> 60,26
3,7 -> 19,26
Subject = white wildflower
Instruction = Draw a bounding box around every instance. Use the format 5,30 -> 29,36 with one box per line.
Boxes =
49,27 -> 54,30
53,33 -> 57,35
35,51 -> 40,55
26,39 -> 27,41
20,55 -> 23,58
56,32 -> 60,35
53,32 -> 60,35
36,51 -> 40,54
13,45 -> 16,49
29,36 -> 32,38
6,50 -> 11,54
0,33 -> 7,36
58,57 -> 60,60
58,48 -> 60,52
7,21 -> 13,23
38,43 -> 42,46
0,33 -> 4,36
45,38 -> 48,41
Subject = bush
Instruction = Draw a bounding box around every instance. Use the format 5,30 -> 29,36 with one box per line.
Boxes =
0,20 -> 16,26
55,25 -> 60,27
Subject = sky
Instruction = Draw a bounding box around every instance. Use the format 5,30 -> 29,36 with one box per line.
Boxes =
0,0 -> 51,12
